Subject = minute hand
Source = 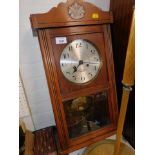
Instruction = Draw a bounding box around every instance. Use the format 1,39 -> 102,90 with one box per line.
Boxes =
83,61 -> 100,64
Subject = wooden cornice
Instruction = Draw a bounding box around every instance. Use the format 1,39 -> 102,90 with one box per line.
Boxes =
30,0 -> 113,30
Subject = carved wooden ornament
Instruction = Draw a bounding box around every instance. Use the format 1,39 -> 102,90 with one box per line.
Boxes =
68,2 -> 85,19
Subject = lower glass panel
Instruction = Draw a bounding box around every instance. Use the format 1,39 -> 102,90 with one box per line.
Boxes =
64,91 -> 111,138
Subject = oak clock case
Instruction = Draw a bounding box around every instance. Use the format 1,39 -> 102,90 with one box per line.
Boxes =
30,1 -> 118,154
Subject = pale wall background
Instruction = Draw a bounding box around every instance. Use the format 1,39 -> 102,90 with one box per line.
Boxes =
19,0 -> 110,131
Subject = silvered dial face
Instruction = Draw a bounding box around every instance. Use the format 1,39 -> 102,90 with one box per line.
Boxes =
60,39 -> 101,84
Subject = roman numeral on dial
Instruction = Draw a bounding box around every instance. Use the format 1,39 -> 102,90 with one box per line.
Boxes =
95,66 -> 97,71
91,49 -> 95,54
69,46 -> 72,51
89,73 -> 93,77
63,53 -> 69,59
81,77 -> 85,81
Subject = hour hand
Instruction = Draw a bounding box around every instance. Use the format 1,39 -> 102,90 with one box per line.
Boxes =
73,66 -> 77,73
73,60 -> 83,73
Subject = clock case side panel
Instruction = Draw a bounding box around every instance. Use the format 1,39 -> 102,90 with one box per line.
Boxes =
37,29 -> 69,150
103,24 -> 118,126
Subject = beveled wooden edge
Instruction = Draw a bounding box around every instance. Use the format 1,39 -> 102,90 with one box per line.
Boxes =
59,130 -> 116,155
30,0 -> 113,29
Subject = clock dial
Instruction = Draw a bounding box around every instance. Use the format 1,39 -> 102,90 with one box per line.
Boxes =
60,39 -> 102,84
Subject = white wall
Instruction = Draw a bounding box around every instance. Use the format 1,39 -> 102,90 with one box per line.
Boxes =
19,0 -> 110,131
19,74 -> 35,131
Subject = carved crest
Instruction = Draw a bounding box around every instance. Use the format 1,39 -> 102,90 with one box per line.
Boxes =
68,2 -> 85,19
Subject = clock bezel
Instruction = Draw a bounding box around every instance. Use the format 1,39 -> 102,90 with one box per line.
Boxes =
59,39 -> 103,85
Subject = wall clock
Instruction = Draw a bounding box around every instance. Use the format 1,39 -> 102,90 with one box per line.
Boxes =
30,0 -> 118,154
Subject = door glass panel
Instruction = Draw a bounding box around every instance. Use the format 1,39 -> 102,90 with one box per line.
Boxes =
63,91 -> 111,138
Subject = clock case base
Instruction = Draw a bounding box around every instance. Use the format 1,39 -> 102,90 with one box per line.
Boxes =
30,1 -> 118,154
